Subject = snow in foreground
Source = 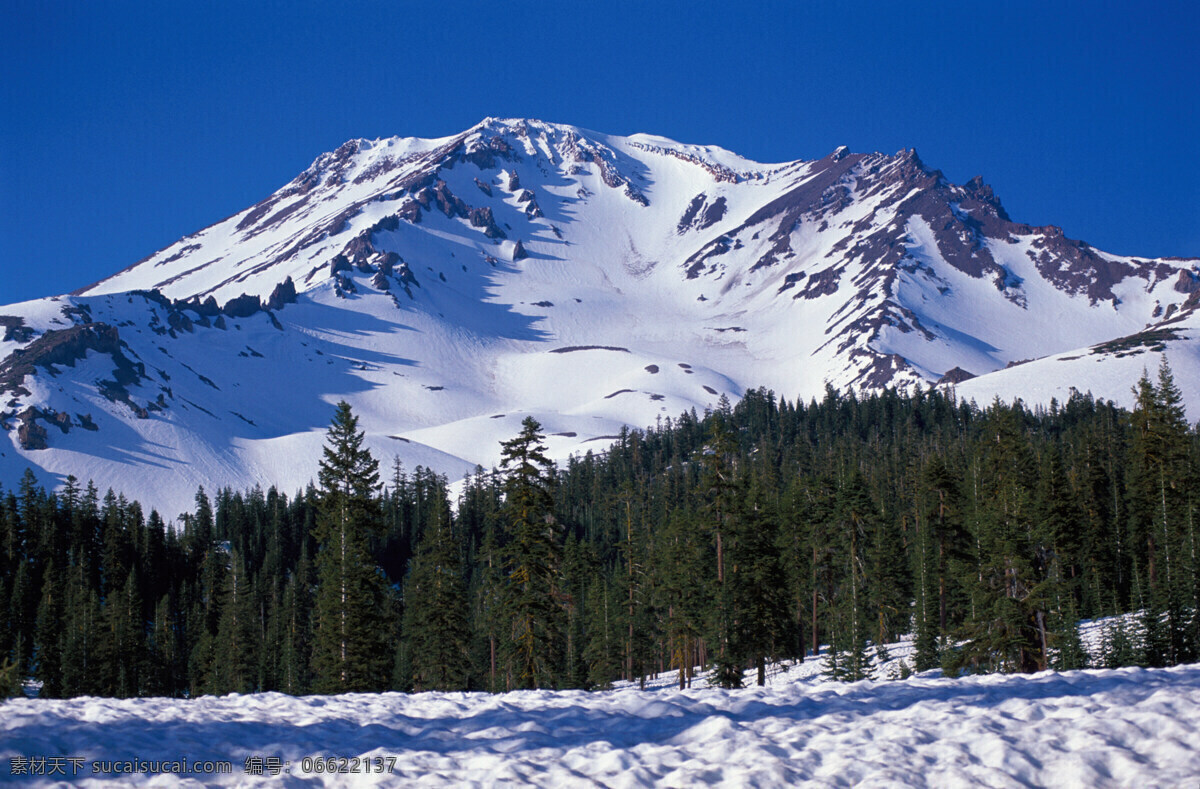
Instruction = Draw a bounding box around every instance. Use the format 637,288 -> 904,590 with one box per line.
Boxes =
3,661 -> 1200,788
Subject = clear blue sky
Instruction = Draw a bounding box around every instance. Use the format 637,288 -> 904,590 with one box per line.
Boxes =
2,1 -> 1197,304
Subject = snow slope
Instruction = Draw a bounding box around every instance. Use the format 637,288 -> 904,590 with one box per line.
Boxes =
2,118 -> 1198,513
3,660 -> 1199,787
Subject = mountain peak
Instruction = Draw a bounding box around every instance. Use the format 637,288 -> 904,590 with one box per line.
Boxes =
10,120 -> 1200,513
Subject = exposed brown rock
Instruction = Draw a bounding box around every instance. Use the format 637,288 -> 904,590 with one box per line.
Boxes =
398,200 -> 422,224
222,294 -> 261,318
329,254 -> 352,278
17,415 -> 47,450
432,180 -> 468,218
469,207 -> 507,239
266,277 -> 298,311
378,252 -> 400,277
0,316 -> 35,343
459,135 -> 515,170
937,367 -> 977,385
1174,269 -> 1200,294
0,323 -> 150,419
797,266 -> 842,299
678,194 -> 707,233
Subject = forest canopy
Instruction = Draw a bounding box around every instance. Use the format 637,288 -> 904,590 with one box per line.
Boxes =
3,360 -> 1198,698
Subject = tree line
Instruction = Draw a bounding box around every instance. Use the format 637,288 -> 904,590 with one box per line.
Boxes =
2,359 -> 1198,698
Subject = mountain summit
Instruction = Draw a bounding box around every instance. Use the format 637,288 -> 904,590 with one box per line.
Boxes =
3,118 -> 1198,513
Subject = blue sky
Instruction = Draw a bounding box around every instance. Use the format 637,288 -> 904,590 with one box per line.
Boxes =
2,1 -> 1197,304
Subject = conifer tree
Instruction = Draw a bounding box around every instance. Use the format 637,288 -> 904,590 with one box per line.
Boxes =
472,512 -> 507,693
735,471 -> 791,685
278,544 -> 314,694
403,487 -> 470,691
697,409 -> 744,687
656,508 -> 708,689
212,550 -> 257,693
148,594 -> 181,696
963,401 -> 1043,673
99,568 -> 145,697
777,481 -> 812,663
498,417 -> 562,690
60,562 -> 101,697
827,472 -> 875,681
33,567 -> 65,698
582,575 -> 622,688
1127,358 -> 1193,666
311,402 -> 392,692
560,534 -> 596,689
0,656 -> 19,698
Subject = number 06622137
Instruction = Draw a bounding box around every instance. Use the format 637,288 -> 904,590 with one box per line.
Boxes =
299,756 -> 396,774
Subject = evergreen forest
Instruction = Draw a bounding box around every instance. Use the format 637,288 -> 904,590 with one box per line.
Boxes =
2,359 -> 1199,698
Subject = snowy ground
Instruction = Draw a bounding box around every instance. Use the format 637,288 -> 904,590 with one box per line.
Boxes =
3,636 -> 1200,787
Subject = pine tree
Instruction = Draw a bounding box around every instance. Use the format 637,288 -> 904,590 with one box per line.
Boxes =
98,569 -> 145,697
33,566 -> 65,698
498,417 -> 562,690
1127,358 -> 1193,666
278,544 -> 314,694
734,470 -> 791,686
582,575 -> 622,689
912,456 -> 967,671
59,562 -> 102,697
656,508 -> 708,689
148,594 -> 181,696
559,534 -> 595,689
827,472 -> 875,681
211,550 -> 257,693
311,402 -> 392,693
1100,617 -> 1143,668
1048,600 -> 1089,670
962,401 -> 1042,673
0,656 -> 20,698
403,488 -> 470,691
697,409 -> 744,688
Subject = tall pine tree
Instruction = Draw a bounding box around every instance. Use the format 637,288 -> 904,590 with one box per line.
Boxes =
311,402 -> 392,692
499,417 -> 562,690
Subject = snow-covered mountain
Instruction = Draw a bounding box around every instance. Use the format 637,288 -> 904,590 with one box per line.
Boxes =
2,118 -> 1198,514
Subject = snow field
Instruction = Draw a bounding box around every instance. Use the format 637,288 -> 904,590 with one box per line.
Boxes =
3,652 -> 1200,787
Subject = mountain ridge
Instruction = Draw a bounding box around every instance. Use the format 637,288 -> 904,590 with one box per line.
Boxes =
3,117 -> 1198,513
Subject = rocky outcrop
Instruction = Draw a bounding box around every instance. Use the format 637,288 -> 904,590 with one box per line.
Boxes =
1,323 -> 122,395
938,367 -> 977,385
677,194 -> 728,234
469,207 -> 507,239
266,277 -> 297,311
0,323 -> 149,421
334,274 -> 357,297
398,200 -> 422,224
516,189 -> 544,219
1174,269 -> 1200,294
0,316 -> 35,343
329,254 -> 352,278
16,412 -> 47,450
222,293 -> 262,319
342,237 -> 377,271
458,135 -> 515,170
415,180 -> 468,219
